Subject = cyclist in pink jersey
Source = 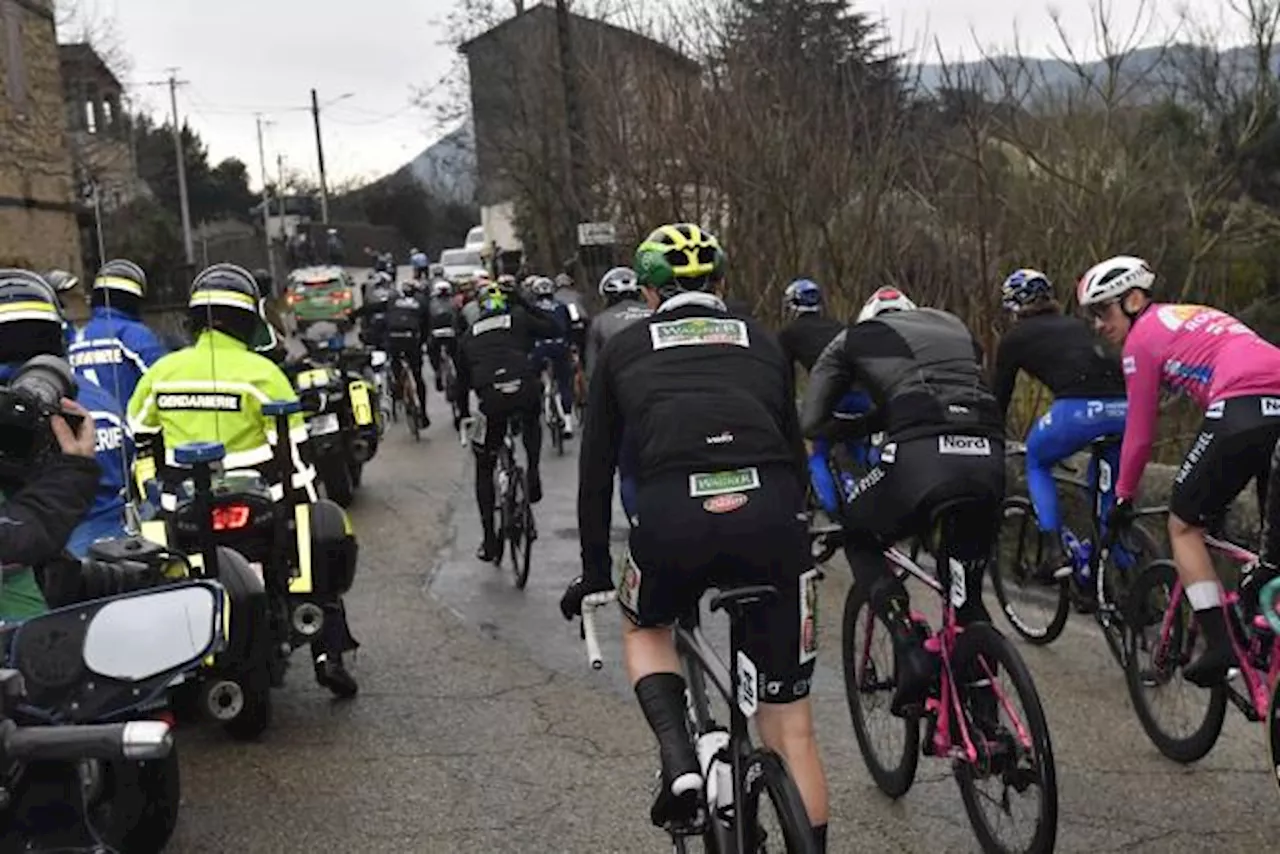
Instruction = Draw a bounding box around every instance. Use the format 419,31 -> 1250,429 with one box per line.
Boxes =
1080,255 -> 1280,686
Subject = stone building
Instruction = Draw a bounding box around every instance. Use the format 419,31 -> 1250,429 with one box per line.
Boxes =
459,3 -> 700,271
0,0 -> 83,272
60,42 -> 145,213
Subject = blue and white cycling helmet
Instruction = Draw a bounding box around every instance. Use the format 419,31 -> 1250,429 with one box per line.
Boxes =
783,278 -> 822,314
530,276 -> 556,298
1001,268 -> 1054,312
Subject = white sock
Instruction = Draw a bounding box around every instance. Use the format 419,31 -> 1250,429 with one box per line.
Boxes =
1185,581 -> 1222,611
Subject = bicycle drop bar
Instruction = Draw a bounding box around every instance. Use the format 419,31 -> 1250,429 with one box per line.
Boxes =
581,590 -> 618,670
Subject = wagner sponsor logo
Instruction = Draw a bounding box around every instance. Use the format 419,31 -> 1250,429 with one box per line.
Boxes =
703,492 -> 748,514
650,316 -> 749,350
689,467 -> 761,497
155,393 -> 241,412
938,435 -> 992,456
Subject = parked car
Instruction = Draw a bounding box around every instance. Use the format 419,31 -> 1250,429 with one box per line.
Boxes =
464,226 -> 486,251
286,266 -> 356,325
439,247 -> 484,283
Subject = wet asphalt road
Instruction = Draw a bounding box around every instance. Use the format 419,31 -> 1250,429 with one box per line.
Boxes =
166,371 -> 1280,852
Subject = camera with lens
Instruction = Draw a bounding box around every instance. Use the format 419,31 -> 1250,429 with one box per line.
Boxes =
0,355 -> 82,482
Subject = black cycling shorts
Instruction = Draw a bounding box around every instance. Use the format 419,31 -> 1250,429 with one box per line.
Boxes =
618,464 -> 817,704
1171,395 -> 1280,527
841,434 -> 1006,560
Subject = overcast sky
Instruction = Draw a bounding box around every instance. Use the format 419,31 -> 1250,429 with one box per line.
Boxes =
74,0 -> 1219,190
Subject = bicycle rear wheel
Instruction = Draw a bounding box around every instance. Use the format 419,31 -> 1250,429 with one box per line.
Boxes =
740,749 -> 817,854
1269,677 -> 1280,795
507,466 -> 532,589
404,371 -> 422,442
1123,560 -> 1227,763
991,497 -> 1070,645
548,391 -> 565,457
841,578 -> 919,798
952,622 -> 1058,854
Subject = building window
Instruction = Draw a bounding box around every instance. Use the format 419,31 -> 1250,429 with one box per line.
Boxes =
2,0 -> 29,116
84,99 -> 97,133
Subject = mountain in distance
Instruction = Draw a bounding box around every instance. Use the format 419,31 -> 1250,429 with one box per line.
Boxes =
911,43 -> 1280,100
391,120 -> 477,204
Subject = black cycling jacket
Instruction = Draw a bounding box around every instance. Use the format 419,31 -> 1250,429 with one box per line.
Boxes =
801,308 -> 1002,443
778,313 -> 845,382
991,312 -> 1126,416
578,292 -> 806,579
456,295 -> 561,393
584,299 -> 653,384
0,455 -> 99,570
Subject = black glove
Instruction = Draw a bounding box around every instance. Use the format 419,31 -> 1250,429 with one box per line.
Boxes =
1107,499 -> 1136,533
559,574 -> 613,621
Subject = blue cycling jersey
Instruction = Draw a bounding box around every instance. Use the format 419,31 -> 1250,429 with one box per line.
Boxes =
810,389 -> 875,514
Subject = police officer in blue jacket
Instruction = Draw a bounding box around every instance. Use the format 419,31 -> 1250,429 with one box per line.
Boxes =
67,259 -> 167,406
0,269 -> 135,556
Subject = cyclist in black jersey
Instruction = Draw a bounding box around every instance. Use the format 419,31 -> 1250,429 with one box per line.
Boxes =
992,268 -> 1127,587
777,278 -> 844,384
802,288 -> 1005,716
560,223 -> 830,851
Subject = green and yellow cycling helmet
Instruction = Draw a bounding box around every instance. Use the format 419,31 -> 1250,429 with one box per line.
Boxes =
634,223 -> 726,294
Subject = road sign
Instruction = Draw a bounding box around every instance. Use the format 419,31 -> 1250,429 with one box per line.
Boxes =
577,221 -> 616,246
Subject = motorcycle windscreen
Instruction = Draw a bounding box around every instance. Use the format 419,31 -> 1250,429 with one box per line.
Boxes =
7,581 -> 224,723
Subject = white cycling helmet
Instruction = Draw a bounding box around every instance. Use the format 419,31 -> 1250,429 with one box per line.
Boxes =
431,280 -> 452,298
598,266 -> 638,297
1077,255 -> 1154,307
857,286 -> 917,322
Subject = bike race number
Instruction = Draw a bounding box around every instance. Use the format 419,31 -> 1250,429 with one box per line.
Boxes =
737,650 -> 759,718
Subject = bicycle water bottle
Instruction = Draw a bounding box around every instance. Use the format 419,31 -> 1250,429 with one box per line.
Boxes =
695,728 -> 734,812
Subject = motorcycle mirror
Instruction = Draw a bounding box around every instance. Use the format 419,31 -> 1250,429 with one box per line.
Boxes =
78,582 -> 223,682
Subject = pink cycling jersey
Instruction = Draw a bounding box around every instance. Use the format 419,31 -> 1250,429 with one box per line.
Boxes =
1117,303 -> 1280,499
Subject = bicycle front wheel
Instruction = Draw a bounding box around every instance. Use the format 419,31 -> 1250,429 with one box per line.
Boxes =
952,622 -> 1058,854
841,578 -> 919,798
991,497 -> 1070,645
1123,560 -> 1227,763
740,749 -> 817,854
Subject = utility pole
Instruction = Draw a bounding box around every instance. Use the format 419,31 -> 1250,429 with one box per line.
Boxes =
255,115 -> 278,286
555,0 -> 588,279
277,154 -> 287,223
166,70 -> 195,265
310,89 -> 331,226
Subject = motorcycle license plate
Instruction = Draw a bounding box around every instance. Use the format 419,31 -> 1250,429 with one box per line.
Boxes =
348,382 -> 374,426
309,412 -> 341,436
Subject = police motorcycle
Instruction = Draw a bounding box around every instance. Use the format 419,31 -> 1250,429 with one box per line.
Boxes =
143,429 -> 357,741
290,321 -> 379,507
0,577 -> 224,854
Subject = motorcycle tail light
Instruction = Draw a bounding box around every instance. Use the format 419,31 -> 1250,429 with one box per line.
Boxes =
211,504 -> 252,531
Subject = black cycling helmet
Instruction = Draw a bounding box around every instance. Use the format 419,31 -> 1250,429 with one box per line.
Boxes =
0,269 -> 67,362
634,223 -> 726,298
188,263 -> 277,352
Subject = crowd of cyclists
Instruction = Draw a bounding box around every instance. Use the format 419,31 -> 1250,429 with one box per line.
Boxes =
4,221 -> 1280,851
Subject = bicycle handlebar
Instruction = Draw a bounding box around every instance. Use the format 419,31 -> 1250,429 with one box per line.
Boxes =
581,590 -> 618,670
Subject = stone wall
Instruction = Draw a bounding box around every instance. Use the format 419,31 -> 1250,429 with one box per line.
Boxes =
0,1 -> 83,271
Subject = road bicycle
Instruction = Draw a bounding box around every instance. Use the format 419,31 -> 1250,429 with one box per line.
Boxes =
460,413 -> 534,588
1125,520 -> 1280,773
843,498 -> 1058,854
996,437 -> 1165,663
581,587 -> 817,853
390,350 -> 423,442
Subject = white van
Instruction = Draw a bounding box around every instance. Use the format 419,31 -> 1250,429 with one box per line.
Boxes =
464,226 -> 486,251
439,247 -> 485,282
